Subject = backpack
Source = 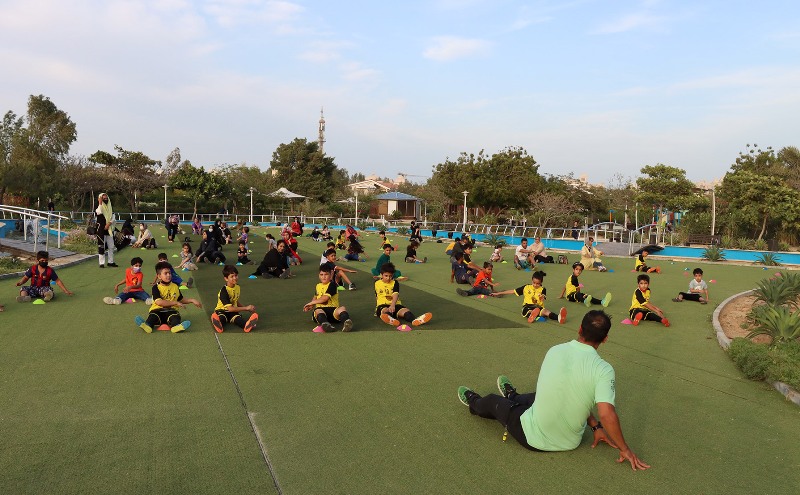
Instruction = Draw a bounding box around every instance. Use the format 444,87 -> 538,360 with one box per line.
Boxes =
86,214 -> 98,236
557,255 -> 569,265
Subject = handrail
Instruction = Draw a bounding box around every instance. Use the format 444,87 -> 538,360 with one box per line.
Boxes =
0,205 -> 66,252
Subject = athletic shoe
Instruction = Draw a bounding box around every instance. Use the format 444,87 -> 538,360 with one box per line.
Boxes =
632,312 -> 644,326
342,319 -> 353,332
186,277 -> 194,288
584,296 -> 592,308
336,285 -> 345,292
348,283 -> 356,291
380,313 -> 400,326
321,322 -> 334,333
98,265 -> 105,268
171,322 -> 187,333
526,307 -> 541,323
279,271 -> 291,279
497,375 -> 517,398
423,257 -> 428,263
145,298 -> 154,305
107,263 -> 119,267
655,267 -> 661,274
598,266 -> 607,272
244,313 -> 258,333
16,295 -> 31,303
103,297 -> 121,305
602,292 -> 612,308
43,291 -> 54,302
558,307 -> 567,324
456,288 -> 469,297
662,318 -> 671,328
135,316 -> 153,334
412,312 -> 432,326
211,312 -> 224,333
672,297 -> 682,302
457,386 -> 477,406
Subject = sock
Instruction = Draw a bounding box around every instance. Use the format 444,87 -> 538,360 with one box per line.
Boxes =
338,310 -> 350,321
232,315 -> 245,329
548,312 -> 558,321
315,312 -> 328,325
403,311 -> 416,322
591,296 -> 602,305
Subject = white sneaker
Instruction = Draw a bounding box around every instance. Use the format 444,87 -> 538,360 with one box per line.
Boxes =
103,297 -> 121,305
145,298 -> 154,305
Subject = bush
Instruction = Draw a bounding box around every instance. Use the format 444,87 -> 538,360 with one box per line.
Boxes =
728,338 -> 770,380
63,232 -> 99,255
483,233 -> 505,247
751,272 -> 800,308
0,256 -> 27,275
701,245 -> 726,262
746,305 -> 800,342
720,235 -> 734,249
728,338 -> 800,390
735,237 -> 754,250
753,238 -> 768,251
755,252 -> 781,266
779,241 -> 791,252
395,226 -> 409,235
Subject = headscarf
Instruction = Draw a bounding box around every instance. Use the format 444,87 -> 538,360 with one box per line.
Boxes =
95,192 -> 113,224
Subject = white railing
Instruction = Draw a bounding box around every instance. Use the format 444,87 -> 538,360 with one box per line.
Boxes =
0,205 -> 69,252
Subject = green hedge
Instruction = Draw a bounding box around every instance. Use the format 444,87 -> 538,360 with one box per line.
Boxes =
728,338 -> 800,390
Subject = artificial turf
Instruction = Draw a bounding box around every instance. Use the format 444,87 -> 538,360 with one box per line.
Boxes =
1,227 -> 799,494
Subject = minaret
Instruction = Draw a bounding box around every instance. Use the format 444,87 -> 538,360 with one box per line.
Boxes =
318,107 -> 326,154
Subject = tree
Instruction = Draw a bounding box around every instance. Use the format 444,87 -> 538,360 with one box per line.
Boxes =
635,164 -> 699,210
169,162 -> 229,214
526,191 -> 579,229
56,156 -> 108,211
216,163 -> 275,215
0,110 -> 23,203
269,138 -> 344,201
719,169 -> 800,240
89,146 -> 161,212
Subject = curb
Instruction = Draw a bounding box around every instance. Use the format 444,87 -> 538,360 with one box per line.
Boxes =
712,288 -> 800,407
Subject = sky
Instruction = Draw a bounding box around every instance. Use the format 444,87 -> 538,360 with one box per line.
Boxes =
2,0 -> 799,185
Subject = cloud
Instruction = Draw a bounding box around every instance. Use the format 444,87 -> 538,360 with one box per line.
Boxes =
298,40 -> 354,63
339,62 -> 380,82
203,0 -> 305,32
591,12 -> 665,34
423,36 -> 492,61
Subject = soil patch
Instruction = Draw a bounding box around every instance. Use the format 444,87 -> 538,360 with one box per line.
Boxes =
718,293 -> 771,343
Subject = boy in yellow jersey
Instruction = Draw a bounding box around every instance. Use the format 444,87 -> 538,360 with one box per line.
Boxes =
134,261 -> 202,333
634,250 -> 661,274
493,271 -> 567,324
558,262 -> 612,308
630,274 -> 670,327
211,265 -> 259,333
303,264 -> 354,332
375,262 -> 432,328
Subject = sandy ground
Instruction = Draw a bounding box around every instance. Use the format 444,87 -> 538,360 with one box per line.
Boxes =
718,293 -> 771,343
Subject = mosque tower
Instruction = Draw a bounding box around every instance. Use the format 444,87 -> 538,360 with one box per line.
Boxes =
318,108 -> 326,154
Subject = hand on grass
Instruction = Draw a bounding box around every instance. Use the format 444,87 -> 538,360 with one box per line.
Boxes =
591,429 -> 617,449
617,448 -> 650,471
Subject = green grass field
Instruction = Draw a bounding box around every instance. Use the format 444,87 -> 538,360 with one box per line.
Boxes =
2,227 -> 799,494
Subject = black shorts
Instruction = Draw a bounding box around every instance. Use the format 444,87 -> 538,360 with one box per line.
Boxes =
375,304 -> 406,318
148,309 -> 180,325
313,306 -> 340,324
521,304 -> 543,317
215,310 -> 243,325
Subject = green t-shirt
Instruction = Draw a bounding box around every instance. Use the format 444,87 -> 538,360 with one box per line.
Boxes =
520,340 -> 615,451
372,253 -> 391,274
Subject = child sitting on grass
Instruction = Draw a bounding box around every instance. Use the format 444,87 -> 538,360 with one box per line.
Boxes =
635,250 -> 661,274
177,242 -> 197,271
323,248 -> 357,290
154,253 -> 193,288
211,265 -> 259,333
135,261 -> 202,333
237,240 -> 252,265
15,250 -> 74,302
489,245 -> 504,263
378,230 -> 393,251
558,262 -> 611,307
405,241 -> 427,263
673,268 -> 709,304
375,262 -> 432,328
492,271 -> 567,324
104,257 -> 153,305
630,274 -> 670,327
303,264 -> 353,332
457,262 -> 499,297
372,245 -> 406,280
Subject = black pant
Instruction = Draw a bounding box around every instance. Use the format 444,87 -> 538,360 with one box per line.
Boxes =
468,392 -> 541,451
198,251 -> 225,263
679,292 -> 701,301
167,224 -> 179,241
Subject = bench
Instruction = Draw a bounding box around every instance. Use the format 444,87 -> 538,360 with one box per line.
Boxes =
687,234 -> 720,246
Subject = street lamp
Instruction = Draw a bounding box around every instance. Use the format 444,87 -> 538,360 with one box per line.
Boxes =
354,189 -> 359,223
163,184 -> 168,218
462,190 -> 469,232
249,187 -> 256,224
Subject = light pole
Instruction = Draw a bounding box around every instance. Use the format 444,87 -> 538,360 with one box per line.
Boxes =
462,190 -> 469,232
249,187 -> 255,224
163,184 -> 168,218
354,190 -> 359,223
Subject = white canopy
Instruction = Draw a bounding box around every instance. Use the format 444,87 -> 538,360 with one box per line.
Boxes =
270,187 -> 306,199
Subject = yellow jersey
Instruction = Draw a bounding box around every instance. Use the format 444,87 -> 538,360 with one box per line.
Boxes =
630,288 -> 651,311
564,275 -> 580,297
514,284 -> 546,306
215,284 -> 240,312
375,279 -> 401,308
315,282 -> 339,308
149,282 -> 182,312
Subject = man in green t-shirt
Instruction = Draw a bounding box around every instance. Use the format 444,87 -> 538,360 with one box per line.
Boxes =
457,310 -> 650,471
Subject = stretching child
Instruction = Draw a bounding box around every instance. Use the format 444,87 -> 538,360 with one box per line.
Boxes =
237,240 -> 252,265
177,242 -> 197,271
211,265 -> 259,333
371,245 -> 406,280
135,261 -> 202,333
405,241 -> 427,263
489,245 -> 504,263
154,253 -> 193,288
634,250 -> 661,274
15,250 -> 74,302
378,230 -> 393,251
493,271 -> 567,324
302,264 -> 354,332
323,248 -> 357,290
673,268 -> 709,304
630,274 -> 670,327
558,262 -> 612,307
104,257 -> 153,305
457,262 -> 499,297
375,263 -> 432,328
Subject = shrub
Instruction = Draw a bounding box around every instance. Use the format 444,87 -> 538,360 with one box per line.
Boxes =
395,226 -> 409,235
483,233 -> 505,247
63,232 -> 100,255
746,305 -> 800,342
728,338 -> 770,380
0,256 -> 26,275
751,272 -> 800,307
778,241 -> 791,252
701,245 -> 726,262
735,237 -> 754,250
755,252 -> 781,266
753,238 -> 768,251
719,235 -> 734,249
728,338 -> 800,390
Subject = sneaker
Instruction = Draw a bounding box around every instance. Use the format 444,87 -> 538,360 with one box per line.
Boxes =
497,375 -> 517,398
16,295 -> 31,303
103,297 -> 121,305
211,312 -> 224,333
244,313 -> 258,333
656,267 -> 661,274
558,307 -> 567,324
279,271 -> 291,279
186,277 -> 194,288
632,312 -> 644,326
699,299 -> 708,305
342,319 -> 353,332
584,296 -> 592,308
107,263 -> 119,267
601,292 -> 612,308
98,265 -> 105,268
423,257 -> 428,263
42,291 -> 54,302
321,322 -> 334,333
380,313 -> 400,326
171,321 -> 190,333
348,283 -> 356,291
456,288 -> 469,297
135,316 -> 153,334
672,297 -> 682,302
145,298 -> 154,305
598,266 -> 607,272
662,318 -> 671,328
412,312 -> 433,326
526,307 -> 541,323
457,386 -> 477,406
